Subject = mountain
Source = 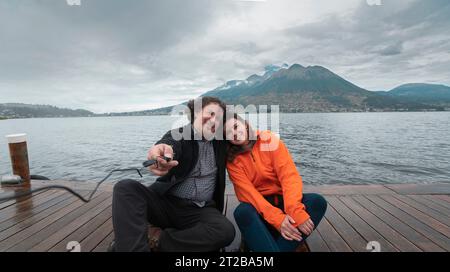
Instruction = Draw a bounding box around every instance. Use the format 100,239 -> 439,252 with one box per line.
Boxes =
200,64 -> 446,112
7,65 -> 447,118
386,83 -> 450,103
114,64 -> 449,115
0,103 -> 95,118
104,105 -> 176,117
205,63 -> 288,98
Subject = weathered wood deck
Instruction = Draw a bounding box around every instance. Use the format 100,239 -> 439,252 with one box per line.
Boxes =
0,180 -> 449,252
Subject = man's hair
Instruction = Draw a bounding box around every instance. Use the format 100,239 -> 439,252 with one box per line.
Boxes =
186,96 -> 226,124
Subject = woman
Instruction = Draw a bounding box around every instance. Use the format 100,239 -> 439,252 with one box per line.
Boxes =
224,113 -> 327,252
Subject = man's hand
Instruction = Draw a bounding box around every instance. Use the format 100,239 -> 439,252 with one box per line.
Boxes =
147,144 -> 179,176
280,215 -> 302,241
297,218 -> 314,236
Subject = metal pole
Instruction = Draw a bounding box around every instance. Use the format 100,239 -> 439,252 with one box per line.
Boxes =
6,133 -> 30,185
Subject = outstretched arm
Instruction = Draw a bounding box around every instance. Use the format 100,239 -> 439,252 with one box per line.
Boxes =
147,129 -> 182,176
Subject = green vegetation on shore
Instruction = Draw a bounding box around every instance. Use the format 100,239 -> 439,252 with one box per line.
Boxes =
0,103 -> 94,119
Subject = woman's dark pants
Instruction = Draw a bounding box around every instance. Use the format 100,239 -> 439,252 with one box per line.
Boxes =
233,193 -> 327,252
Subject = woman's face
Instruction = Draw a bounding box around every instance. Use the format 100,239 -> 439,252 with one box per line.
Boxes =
225,118 -> 248,146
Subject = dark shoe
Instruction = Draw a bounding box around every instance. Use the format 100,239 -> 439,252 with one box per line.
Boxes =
107,240 -> 116,252
148,226 -> 162,252
107,227 -> 162,252
296,241 -> 310,252
239,238 -> 249,252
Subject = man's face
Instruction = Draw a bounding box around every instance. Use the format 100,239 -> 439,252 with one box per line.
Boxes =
193,103 -> 224,140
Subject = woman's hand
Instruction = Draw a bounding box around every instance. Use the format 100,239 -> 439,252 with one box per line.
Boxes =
280,215 -> 302,241
297,218 -> 315,236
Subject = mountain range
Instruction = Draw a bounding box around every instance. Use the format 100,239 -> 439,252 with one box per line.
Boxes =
138,64 -> 450,115
2,64 -> 450,118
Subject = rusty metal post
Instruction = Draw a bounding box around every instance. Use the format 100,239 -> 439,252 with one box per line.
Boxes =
6,133 -> 30,185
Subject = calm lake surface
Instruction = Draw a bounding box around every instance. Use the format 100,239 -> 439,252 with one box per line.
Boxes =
1,112 -> 449,185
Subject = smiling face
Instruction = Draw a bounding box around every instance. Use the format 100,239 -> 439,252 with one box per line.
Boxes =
225,117 -> 249,146
192,102 -> 224,140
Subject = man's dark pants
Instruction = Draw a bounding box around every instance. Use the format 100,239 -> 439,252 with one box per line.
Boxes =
112,179 -> 235,252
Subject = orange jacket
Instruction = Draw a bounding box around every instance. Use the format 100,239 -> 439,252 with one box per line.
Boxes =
226,130 -> 310,231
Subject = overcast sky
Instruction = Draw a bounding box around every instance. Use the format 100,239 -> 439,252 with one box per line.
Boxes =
1,0 -> 449,113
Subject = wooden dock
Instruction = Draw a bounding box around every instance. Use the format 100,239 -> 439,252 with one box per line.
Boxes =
0,180 -> 449,252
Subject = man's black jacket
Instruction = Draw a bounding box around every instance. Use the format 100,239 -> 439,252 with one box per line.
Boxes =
149,125 -> 227,213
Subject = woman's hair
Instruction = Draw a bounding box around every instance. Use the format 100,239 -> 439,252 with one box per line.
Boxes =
225,113 -> 257,162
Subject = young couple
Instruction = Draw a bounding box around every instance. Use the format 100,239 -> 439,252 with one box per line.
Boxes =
111,96 -> 327,252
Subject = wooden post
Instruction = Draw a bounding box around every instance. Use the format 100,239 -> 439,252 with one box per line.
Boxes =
6,133 -> 30,185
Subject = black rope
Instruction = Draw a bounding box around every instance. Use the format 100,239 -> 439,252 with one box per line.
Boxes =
0,157 -> 172,203
0,167 -> 144,203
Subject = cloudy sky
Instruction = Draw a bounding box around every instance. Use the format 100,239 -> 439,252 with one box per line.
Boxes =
1,0 -> 449,113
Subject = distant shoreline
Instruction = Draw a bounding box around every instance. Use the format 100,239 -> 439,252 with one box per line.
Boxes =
2,110 -> 450,120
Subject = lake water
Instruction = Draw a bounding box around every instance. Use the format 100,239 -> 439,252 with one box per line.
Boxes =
0,112 -> 449,185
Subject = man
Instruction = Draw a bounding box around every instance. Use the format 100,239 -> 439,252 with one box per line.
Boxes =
111,96 -> 235,252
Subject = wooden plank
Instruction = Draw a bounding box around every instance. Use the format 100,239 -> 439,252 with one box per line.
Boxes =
314,217 -> 352,252
48,205 -> 112,252
422,195 -> 450,210
92,229 -> 114,252
433,195 -> 450,204
0,192 -> 84,242
0,184 -> 55,195
224,195 -> 241,252
353,196 -> 445,252
1,181 -> 448,253
339,196 -> 421,252
0,199 -> 19,210
326,196 -> 398,252
28,195 -> 113,252
366,195 -> 450,251
379,195 -> 450,237
408,195 -> 450,218
322,203 -> 367,252
0,192 -> 108,252
80,218 -> 113,252
0,190 -> 63,224
391,195 -> 450,226
0,188 -> 47,210
228,184 -> 395,196
0,190 -> 55,225
305,229 -> 330,252
28,179 -> 114,193
0,189 -> 57,215
303,184 -> 394,195
0,191 -> 73,233
385,183 -> 450,195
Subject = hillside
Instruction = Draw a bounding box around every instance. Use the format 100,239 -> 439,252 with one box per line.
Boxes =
0,103 -> 95,118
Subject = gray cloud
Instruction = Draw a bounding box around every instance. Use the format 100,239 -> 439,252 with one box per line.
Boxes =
282,0 -> 450,90
0,0 -> 449,112
377,42 -> 403,56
